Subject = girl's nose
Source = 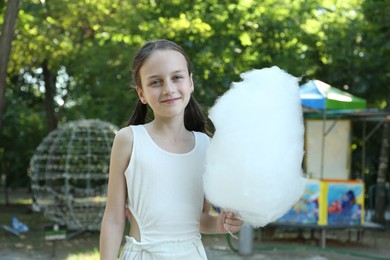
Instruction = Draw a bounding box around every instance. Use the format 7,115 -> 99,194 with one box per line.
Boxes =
163,80 -> 176,94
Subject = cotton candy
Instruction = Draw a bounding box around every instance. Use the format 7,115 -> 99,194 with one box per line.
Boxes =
203,66 -> 306,228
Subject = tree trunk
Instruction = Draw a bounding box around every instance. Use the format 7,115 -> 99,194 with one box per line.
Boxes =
42,59 -> 58,131
0,0 -> 21,132
374,108 -> 389,224
1,161 -> 9,205
0,0 -> 21,206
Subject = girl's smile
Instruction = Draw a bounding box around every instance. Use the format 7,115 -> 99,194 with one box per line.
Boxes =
161,97 -> 182,104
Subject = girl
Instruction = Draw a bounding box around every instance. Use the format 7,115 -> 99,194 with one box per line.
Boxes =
99,39 -> 243,259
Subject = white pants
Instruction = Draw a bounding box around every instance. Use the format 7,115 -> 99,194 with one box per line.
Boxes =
119,236 -> 208,260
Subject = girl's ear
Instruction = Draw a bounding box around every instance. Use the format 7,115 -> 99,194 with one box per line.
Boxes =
136,86 -> 147,104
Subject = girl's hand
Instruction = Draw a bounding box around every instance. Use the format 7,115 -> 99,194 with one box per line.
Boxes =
219,211 -> 243,234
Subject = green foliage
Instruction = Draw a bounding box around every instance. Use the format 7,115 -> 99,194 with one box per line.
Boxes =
0,0 -> 389,187
1,92 -> 46,187
359,0 -> 390,106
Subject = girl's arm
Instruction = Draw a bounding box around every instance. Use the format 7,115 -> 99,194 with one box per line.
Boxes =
99,128 -> 133,260
199,198 -> 243,234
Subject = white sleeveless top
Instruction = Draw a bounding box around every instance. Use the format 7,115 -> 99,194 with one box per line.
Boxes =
122,125 -> 210,259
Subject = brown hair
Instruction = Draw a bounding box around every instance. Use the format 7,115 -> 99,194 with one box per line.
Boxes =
127,39 -> 208,133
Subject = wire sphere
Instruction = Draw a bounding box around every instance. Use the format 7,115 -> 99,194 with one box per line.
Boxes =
30,119 -> 118,230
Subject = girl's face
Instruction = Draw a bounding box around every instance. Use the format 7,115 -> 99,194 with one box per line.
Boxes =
137,50 -> 194,119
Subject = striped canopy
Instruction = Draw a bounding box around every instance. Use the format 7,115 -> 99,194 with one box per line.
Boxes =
300,80 -> 366,110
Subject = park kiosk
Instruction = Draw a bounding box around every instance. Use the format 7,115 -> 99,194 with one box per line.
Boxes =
272,80 -> 389,248
277,80 -> 366,227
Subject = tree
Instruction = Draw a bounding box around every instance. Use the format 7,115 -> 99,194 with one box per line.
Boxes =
1,0 -> 388,193
0,0 -> 21,131
0,0 -> 21,204
361,0 -> 390,224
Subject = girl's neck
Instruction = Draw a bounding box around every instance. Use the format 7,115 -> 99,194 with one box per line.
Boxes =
147,118 -> 188,137
144,119 -> 194,154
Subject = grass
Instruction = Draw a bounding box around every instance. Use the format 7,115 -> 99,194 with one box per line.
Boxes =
0,188 -> 103,259
0,203 -> 101,259
66,249 -> 100,260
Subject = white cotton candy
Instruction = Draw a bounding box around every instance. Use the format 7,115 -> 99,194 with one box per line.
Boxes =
203,66 -> 306,228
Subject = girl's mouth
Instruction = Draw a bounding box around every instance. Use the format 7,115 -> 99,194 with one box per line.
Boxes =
161,97 -> 181,104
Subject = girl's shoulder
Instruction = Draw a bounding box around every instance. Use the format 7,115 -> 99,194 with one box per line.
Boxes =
114,125 -> 134,146
193,131 -> 211,142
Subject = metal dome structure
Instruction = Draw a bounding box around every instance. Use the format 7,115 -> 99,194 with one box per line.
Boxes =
30,119 -> 118,231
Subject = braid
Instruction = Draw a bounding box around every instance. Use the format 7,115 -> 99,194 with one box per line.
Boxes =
184,96 -> 209,134
128,100 -> 148,126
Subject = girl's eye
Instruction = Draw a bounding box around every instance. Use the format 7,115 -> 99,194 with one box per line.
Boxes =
173,75 -> 183,81
150,80 -> 162,87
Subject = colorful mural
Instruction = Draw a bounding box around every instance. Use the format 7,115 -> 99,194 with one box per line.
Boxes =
276,179 -> 364,226
277,179 -> 320,224
324,180 -> 364,225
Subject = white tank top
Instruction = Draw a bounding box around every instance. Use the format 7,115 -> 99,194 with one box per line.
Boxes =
124,125 -> 210,243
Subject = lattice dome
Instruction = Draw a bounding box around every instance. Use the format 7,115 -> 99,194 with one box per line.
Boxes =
30,119 -> 118,230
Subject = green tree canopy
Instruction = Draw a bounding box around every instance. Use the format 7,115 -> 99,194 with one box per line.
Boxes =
1,0 -> 388,189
